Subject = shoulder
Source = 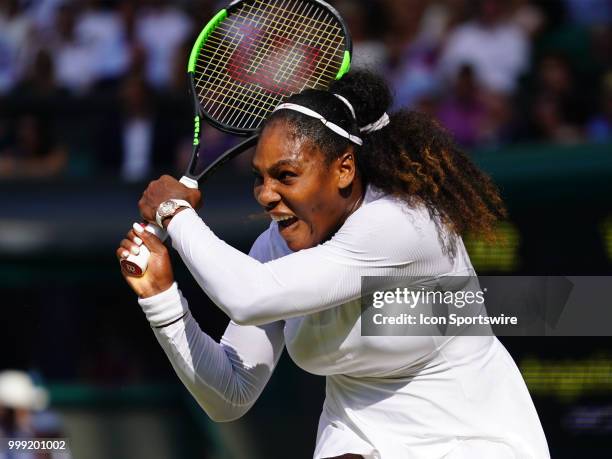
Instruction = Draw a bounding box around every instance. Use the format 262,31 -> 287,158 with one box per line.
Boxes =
324,187 -> 441,262
352,187 -> 433,234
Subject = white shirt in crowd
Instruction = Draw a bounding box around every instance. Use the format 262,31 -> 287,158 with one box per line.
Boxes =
438,20 -> 529,94
135,6 -> 192,88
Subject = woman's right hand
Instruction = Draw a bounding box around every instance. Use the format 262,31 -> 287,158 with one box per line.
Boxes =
117,223 -> 175,298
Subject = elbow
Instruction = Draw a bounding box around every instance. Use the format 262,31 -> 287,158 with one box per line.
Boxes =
231,311 -> 269,327
192,383 -> 256,423
223,293 -> 279,326
231,312 -> 259,327
217,280 -> 277,326
202,403 -> 250,423
207,411 -> 245,423
227,302 -> 266,326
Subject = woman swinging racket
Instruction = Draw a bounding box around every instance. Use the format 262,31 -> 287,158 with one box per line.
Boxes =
118,71 -> 549,459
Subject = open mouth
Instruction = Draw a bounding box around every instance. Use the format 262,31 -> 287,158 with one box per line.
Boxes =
277,216 -> 298,229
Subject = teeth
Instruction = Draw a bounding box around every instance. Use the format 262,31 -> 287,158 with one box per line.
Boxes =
271,215 -> 295,222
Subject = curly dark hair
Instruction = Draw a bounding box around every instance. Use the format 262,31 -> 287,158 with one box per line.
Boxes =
263,70 -> 507,241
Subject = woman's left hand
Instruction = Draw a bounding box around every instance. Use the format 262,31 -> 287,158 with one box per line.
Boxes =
117,225 -> 175,298
138,175 -> 202,223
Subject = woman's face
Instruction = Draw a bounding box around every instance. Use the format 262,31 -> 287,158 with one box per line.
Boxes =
252,121 -> 357,251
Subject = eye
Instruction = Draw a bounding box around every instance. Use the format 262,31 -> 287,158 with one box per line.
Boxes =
278,171 -> 297,183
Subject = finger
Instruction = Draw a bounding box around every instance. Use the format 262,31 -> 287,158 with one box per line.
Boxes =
125,228 -> 143,246
133,222 -> 167,254
120,238 -> 141,256
116,246 -> 131,261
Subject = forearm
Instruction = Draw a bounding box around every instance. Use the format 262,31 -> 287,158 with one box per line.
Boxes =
153,312 -> 257,422
140,285 -> 284,422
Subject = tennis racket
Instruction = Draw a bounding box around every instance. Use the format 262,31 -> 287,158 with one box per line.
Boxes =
121,0 -> 352,276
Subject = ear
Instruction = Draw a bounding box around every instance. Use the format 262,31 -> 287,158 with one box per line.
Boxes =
335,147 -> 356,190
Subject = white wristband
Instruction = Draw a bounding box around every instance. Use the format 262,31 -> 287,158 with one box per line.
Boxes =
138,282 -> 189,327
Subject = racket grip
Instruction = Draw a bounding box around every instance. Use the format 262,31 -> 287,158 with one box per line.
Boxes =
120,224 -> 166,277
179,176 -> 199,189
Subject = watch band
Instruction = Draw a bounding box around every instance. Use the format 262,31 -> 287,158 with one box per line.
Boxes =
156,199 -> 192,228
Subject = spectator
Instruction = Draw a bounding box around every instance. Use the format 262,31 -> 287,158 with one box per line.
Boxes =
46,2 -> 96,94
510,0 -> 545,39
94,72 -> 175,181
19,0 -> 66,34
75,0 -> 130,85
0,0 -> 33,94
384,0 -> 440,109
521,52 -> 585,143
135,0 -> 193,88
0,370 -> 48,438
438,0 -> 530,95
16,49 -> 60,98
537,53 -> 585,121
0,114 -> 67,178
586,71 -> 612,143
530,94 -> 583,144
437,64 -> 488,147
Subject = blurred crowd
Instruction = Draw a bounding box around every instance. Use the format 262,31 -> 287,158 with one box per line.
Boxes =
0,0 -> 611,181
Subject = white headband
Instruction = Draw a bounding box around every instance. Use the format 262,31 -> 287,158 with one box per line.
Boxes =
272,96 -> 390,145
273,103 -> 363,146
360,112 -> 390,133
334,93 -> 390,134
333,94 -> 356,119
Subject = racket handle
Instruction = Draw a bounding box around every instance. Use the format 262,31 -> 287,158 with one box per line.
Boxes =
121,176 -> 199,277
179,176 -> 199,189
120,224 -> 166,277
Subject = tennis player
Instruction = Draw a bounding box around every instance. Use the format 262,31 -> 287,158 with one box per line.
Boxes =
118,71 -> 550,459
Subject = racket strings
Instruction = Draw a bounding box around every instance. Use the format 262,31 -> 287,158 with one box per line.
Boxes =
197,22 -> 271,124
198,77 -> 279,121
197,35 -> 281,126
199,1 -> 344,98
240,0 -> 343,58
197,36 -> 340,92
194,0 -> 346,130
201,11 -> 342,90
195,66 -> 282,113
213,0 -> 344,80
250,0 -> 341,35
199,33 -> 286,125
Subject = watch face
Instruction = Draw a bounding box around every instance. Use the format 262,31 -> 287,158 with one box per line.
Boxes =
159,201 -> 177,217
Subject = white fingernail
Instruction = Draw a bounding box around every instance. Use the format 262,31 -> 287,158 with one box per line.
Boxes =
122,250 -> 129,258
131,246 -> 140,255
133,223 -> 144,234
133,236 -> 143,246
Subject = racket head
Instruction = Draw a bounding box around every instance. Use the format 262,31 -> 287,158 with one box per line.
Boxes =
189,0 -> 352,136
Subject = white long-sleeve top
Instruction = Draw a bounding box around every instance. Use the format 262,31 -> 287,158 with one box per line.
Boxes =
139,186 -> 550,458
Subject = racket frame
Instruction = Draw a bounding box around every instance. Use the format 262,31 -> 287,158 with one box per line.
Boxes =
183,0 -> 352,182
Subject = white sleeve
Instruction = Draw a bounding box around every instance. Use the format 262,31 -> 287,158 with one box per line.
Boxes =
167,203 -> 420,326
138,245 -> 285,422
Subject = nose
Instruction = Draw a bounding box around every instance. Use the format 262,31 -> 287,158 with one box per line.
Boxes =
255,178 -> 281,210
